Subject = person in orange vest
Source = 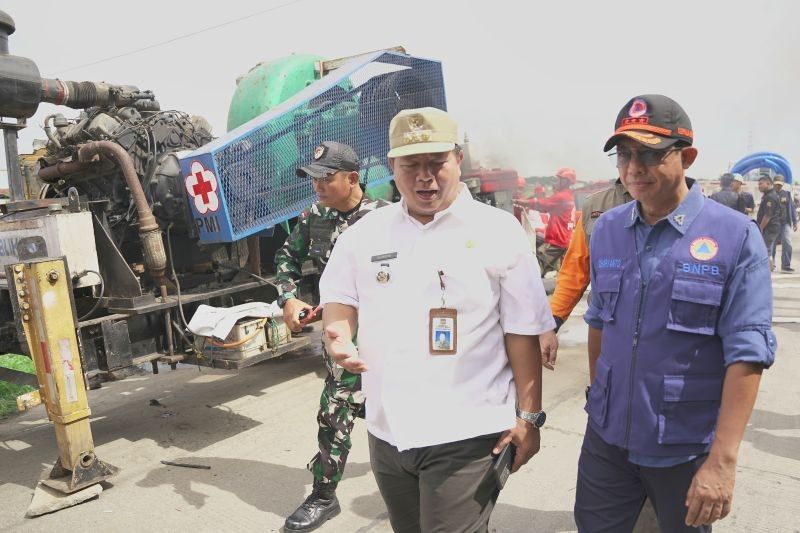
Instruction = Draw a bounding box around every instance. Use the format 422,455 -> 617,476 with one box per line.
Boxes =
550,179 -> 633,332
514,168 -> 577,276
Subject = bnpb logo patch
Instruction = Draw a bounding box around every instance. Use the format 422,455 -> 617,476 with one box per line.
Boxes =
689,237 -> 719,261
628,98 -> 648,118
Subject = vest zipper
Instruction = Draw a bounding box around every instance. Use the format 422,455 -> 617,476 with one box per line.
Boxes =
625,279 -> 648,448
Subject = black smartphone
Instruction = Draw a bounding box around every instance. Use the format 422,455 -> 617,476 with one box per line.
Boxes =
298,306 -> 321,325
492,443 -> 516,490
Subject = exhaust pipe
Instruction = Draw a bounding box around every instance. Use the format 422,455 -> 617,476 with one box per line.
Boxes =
78,141 -> 167,285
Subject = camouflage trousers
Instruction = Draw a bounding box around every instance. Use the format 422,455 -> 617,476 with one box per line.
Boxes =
307,344 -> 365,484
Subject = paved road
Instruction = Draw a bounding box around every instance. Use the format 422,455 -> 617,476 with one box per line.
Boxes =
1,234 -> 799,532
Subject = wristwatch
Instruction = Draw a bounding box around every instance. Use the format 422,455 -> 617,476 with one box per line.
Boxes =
516,407 -> 546,429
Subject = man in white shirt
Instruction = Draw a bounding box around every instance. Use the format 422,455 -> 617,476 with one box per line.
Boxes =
319,107 -> 555,531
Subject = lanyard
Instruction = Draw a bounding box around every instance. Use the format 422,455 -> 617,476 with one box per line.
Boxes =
438,270 -> 446,308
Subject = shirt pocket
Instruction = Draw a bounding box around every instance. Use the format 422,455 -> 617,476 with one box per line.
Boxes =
666,277 -> 723,335
585,357 -> 612,428
658,374 -> 722,445
594,269 -> 623,323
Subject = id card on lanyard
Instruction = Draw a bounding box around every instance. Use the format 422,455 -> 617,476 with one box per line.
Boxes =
429,270 -> 457,355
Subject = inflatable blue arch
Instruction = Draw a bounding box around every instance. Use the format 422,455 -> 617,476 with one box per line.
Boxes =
731,152 -> 792,184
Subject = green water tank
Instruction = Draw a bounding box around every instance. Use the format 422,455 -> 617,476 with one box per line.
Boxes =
226,53 -> 388,201
227,54 -> 322,131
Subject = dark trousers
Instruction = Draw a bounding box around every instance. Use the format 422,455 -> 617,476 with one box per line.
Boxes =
575,424 -> 711,533
763,227 -> 780,261
772,223 -> 793,269
368,432 -> 501,533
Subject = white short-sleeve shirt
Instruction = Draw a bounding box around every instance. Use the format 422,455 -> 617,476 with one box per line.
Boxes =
320,184 -> 554,451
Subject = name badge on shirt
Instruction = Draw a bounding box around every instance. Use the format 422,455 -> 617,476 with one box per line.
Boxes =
429,269 -> 457,355
429,308 -> 457,355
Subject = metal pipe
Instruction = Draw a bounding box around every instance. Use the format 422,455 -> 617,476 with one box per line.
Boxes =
37,160 -> 93,181
42,114 -> 61,150
0,12 -> 25,200
0,11 -> 12,55
77,141 -> 167,283
3,127 -> 24,201
160,285 -> 174,358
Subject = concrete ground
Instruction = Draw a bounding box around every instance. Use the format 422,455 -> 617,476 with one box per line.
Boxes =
1,234 -> 799,532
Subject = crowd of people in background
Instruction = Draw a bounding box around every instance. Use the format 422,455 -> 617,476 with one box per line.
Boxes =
518,168 -> 797,276
709,172 -> 796,272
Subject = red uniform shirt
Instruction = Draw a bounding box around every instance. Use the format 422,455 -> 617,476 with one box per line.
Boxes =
529,189 -> 575,248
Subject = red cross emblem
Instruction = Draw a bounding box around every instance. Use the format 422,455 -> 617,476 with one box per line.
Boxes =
185,161 -> 219,214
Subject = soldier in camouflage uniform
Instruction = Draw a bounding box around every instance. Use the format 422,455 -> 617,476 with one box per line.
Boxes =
278,141 -> 389,533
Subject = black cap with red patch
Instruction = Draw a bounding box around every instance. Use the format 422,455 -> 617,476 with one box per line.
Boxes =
296,141 -> 360,178
604,94 -> 693,152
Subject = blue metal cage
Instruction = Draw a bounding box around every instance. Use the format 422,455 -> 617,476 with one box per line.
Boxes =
179,51 -> 446,244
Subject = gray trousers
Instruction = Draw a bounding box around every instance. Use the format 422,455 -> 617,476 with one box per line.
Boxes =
772,223 -> 794,269
575,424 -> 711,533
368,432 -> 501,533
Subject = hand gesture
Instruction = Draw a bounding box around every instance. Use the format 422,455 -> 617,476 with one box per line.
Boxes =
324,325 -> 367,373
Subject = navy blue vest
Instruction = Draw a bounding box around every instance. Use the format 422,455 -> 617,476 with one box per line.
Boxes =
587,197 -> 751,456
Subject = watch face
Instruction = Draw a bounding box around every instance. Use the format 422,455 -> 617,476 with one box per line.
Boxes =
535,411 -> 546,428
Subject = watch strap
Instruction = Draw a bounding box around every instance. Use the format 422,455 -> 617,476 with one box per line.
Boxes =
516,407 -> 546,428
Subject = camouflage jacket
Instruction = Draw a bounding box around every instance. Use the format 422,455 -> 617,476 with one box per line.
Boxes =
275,197 -> 390,305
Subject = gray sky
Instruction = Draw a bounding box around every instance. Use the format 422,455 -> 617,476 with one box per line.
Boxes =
2,0 -> 799,185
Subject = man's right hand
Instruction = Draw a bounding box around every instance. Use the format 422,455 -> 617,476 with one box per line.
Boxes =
324,325 -> 367,373
283,298 -> 314,333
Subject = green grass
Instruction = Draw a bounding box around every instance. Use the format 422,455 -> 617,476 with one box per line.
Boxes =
0,354 -> 36,419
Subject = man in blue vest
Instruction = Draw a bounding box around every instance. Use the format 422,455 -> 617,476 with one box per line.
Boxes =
575,94 -> 776,532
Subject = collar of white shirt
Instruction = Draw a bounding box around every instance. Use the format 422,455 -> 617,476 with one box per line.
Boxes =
399,183 -> 472,227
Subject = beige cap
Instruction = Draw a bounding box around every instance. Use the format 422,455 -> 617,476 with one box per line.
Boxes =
387,107 -> 457,158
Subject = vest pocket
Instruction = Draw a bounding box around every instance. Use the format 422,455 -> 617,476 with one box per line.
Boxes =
658,375 -> 722,445
309,239 -> 332,261
666,277 -> 724,335
586,358 -> 612,427
594,269 -> 623,322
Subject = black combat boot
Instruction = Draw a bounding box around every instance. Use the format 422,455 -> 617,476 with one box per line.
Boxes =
284,480 -> 340,532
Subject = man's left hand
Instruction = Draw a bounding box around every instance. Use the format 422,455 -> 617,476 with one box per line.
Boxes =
684,456 -> 736,527
793,223 -> 797,232
539,330 -> 558,371
493,417 -> 540,473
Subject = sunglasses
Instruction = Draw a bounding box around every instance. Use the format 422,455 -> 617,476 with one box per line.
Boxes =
608,147 -> 683,168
